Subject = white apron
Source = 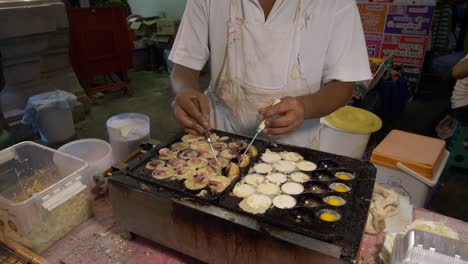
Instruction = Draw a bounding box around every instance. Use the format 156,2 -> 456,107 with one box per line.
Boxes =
207,0 -> 320,148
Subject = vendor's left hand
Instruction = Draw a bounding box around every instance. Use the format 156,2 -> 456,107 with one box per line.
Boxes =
258,97 -> 305,138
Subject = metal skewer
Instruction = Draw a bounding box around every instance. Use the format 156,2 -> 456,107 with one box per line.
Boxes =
241,99 -> 282,159
190,97 -> 218,162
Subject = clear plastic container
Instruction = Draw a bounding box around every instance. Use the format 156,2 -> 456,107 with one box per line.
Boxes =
58,139 -> 112,180
0,141 -> 91,253
106,113 -> 150,163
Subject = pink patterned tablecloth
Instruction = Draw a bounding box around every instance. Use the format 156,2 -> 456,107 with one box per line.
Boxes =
42,195 -> 467,264
42,196 -> 196,264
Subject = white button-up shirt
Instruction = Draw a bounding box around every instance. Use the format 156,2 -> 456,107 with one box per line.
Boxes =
169,0 -> 372,90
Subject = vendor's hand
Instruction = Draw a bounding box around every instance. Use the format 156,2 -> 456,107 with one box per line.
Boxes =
172,91 -> 210,136
258,97 -> 305,138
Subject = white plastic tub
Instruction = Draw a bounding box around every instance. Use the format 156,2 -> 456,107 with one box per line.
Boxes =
0,141 -> 92,253
58,139 -> 112,182
22,90 -> 77,144
318,119 -> 371,159
374,150 -> 450,208
107,113 -> 150,163
37,107 -> 75,143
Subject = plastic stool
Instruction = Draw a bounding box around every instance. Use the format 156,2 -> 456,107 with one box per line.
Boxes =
447,123 -> 468,169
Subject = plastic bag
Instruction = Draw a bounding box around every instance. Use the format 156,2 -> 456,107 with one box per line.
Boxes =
436,115 -> 458,140
22,90 -> 78,130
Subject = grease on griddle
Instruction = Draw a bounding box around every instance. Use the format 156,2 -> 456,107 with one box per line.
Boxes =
303,181 -> 328,194
311,170 -> 333,182
317,160 -> 339,170
297,193 -> 323,208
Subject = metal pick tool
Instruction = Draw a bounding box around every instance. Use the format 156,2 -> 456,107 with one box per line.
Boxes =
190,97 -> 218,162
241,99 -> 282,159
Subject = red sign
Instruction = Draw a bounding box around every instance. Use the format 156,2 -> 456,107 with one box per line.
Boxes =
381,35 -> 428,66
365,33 -> 384,58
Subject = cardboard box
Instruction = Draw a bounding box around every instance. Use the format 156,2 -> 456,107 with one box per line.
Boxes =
157,19 -> 180,36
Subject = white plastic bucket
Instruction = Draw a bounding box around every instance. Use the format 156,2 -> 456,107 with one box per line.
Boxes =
37,107 -> 75,143
106,113 -> 150,163
318,119 -> 371,159
58,139 -> 112,183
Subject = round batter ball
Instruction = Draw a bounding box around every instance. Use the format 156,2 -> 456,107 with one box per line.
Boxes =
281,182 -> 304,195
197,166 -> 219,177
185,178 -> 208,190
198,149 -> 219,159
171,142 -> 190,152
296,161 -> 317,172
152,167 -> 175,180
174,166 -> 196,180
158,148 -> 177,160
208,176 -> 231,193
239,194 -> 272,214
220,148 -> 239,160
273,195 -> 297,209
182,134 -> 203,143
289,172 -> 310,183
253,163 -> 273,174
266,173 -> 288,184
280,151 -> 304,162
229,139 -> 248,150
243,174 -> 265,186
233,183 -> 256,198
212,142 -> 228,151
261,149 -> 282,163
257,182 -> 280,196
145,160 -> 165,170
190,141 -> 210,151
187,157 -> 209,168
273,160 -> 296,174
208,158 -> 230,168
179,150 -> 199,160
167,158 -> 187,168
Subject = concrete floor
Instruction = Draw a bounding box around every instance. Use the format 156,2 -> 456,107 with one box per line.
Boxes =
75,71 -> 209,146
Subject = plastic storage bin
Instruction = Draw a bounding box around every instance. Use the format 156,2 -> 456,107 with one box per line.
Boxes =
107,113 -> 150,163
0,142 -> 92,253
58,139 -> 112,180
374,150 -> 448,208
371,130 -> 450,207
371,130 -> 447,179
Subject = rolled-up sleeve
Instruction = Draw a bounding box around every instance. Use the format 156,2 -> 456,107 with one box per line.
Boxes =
322,1 -> 372,83
169,0 -> 209,71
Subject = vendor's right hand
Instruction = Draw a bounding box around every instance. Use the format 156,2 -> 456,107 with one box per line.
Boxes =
172,91 -> 210,136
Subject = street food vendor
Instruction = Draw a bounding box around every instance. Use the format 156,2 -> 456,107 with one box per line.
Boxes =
169,0 -> 371,148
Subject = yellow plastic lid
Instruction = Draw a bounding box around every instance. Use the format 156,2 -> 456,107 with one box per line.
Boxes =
323,106 -> 382,134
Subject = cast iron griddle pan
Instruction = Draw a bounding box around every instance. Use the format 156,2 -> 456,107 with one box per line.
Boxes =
219,143 -> 376,243
126,130 -> 268,202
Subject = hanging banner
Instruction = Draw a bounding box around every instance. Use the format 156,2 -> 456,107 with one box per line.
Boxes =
381,35 -> 428,66
384,5 -> 435,36
359,4 -> 388,33
365,33 -> 384,58
357,1 -> 436,94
